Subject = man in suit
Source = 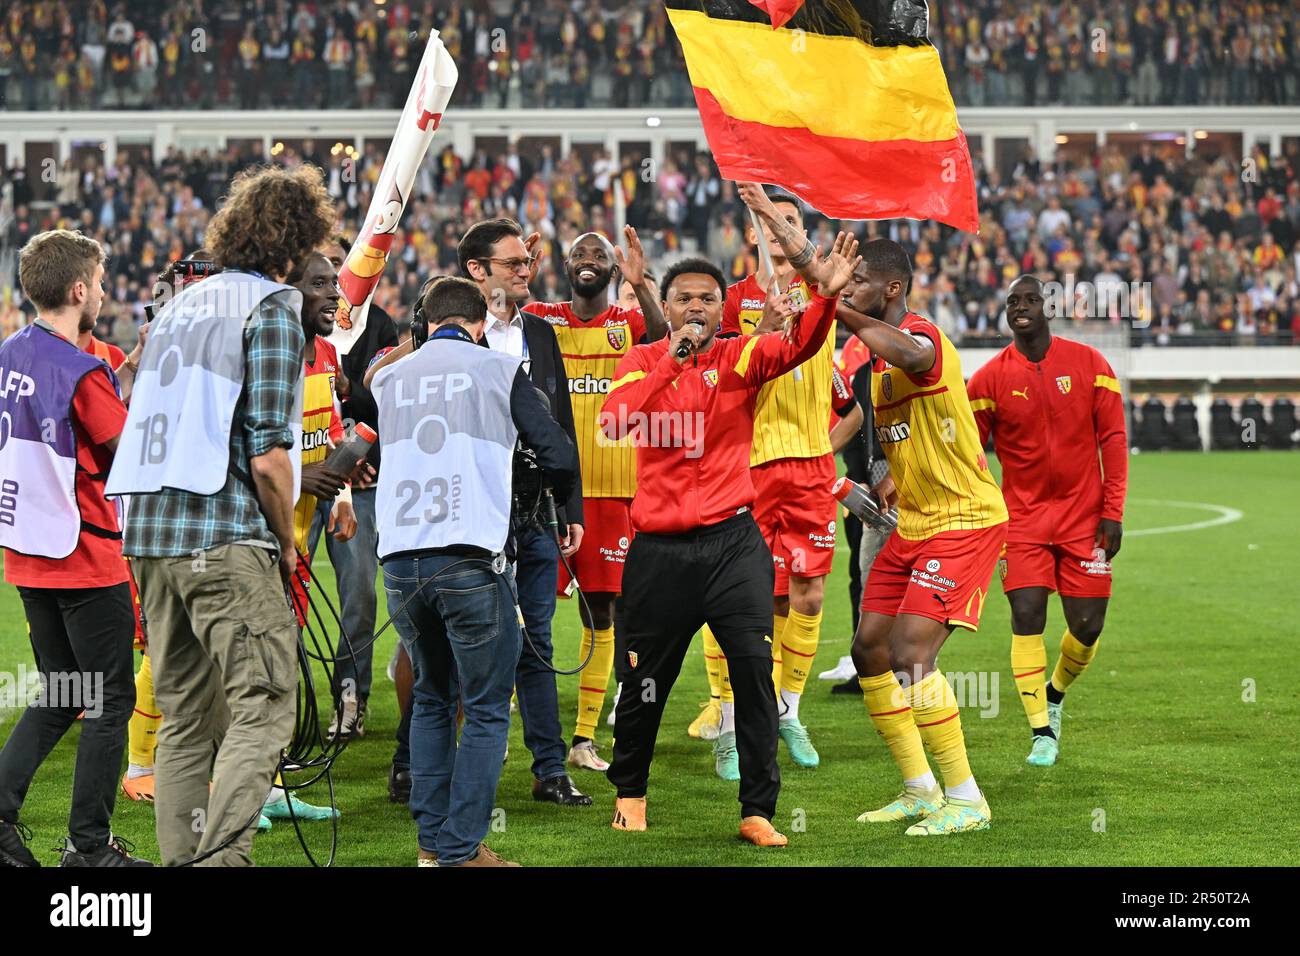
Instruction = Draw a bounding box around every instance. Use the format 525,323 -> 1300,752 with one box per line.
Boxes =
459,218 -> 590,806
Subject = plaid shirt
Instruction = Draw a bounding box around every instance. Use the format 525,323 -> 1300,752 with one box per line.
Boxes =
124,292 -> 305,558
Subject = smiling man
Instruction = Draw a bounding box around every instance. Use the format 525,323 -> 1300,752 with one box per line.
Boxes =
522,226 -> 666,773
287,250 -> 352,631
966,275 -> 1128,768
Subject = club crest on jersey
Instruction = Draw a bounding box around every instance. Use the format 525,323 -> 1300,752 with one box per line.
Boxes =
703,369 -> 719,388
627,651 -> 638,669
881,373 -> 893,401
998,557 -> 1008,581
607,327 -> 626,350
1056,375 -> 1072,395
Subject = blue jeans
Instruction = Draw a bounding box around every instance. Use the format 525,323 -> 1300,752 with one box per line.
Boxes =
307,489 -> 379,702
383,553 -> 522,865
513,527 -> 566,782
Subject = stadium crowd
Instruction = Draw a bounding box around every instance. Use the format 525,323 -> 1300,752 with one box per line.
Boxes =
3,135 -> 1300,348
1,0 -> 1297,113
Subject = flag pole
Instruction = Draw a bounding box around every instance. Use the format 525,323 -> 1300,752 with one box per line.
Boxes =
749,206 -> 778,293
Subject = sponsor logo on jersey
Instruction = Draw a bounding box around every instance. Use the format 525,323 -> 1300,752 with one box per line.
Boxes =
881,373 -> 893,401
926,559 -> 942,573
703,369 -> 719,388
618,536 -> 630,549
607,327 -> 626,350
875,421 -> 911,443
1056,375 -> 1072,395
1080,547 -> 1111,575
569,372 -> 611,394
909,567 -> 957,592
301,426 -> 332,452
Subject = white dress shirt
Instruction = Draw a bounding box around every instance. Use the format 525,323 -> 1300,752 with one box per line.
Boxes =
486,308 -> 527,359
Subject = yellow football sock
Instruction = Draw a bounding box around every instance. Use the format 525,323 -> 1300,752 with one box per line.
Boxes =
1052,629 -> 1099,694
771,612 -> 787,698
860,672 -> 931,783
704,626 -> 733,703
703,625 -> 724,701
1011,633 -> 1049,731
908,671 -> 974,792
779,607 -> 822,697
575,626 -> 615,740
127,652 -> 160,769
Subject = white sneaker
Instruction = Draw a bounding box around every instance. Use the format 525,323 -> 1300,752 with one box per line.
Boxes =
818,655 -> 857,682
327,694 -> 365,741
607,683 -> 621,728
566,740 -> 610,771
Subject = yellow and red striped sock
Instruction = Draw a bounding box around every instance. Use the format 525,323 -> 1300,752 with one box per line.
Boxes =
860,671 -> 931,784
908,671 -> 977,797
1051,629 -> 1099,694
127,652 -> 161,770
1011,633 -> 1049,731
575,626 -> 615,740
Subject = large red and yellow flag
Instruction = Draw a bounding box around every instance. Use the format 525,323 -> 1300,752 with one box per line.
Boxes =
667,0 -> 979,232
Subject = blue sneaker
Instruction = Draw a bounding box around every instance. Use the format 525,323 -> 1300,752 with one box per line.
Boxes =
263,793 -> 339,821
778,718 -> 820,768
713,731 -> 740,782
1026,734 -> 1059,766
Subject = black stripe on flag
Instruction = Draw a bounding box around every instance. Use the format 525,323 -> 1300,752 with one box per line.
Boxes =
665,0 -> 934,48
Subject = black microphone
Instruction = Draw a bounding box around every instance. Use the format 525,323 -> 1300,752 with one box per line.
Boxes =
540,488 -> 562,543
675,319 -> 706,359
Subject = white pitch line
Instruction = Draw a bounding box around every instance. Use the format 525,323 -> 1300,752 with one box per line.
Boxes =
830,498 -> 1243,553
1124,499 -> 1244,537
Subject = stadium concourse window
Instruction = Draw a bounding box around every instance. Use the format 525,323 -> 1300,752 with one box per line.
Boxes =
2,1 -> 1297,112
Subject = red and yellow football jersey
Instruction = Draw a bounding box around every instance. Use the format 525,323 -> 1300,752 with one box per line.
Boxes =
871,314 -> 1007,541
523,301 -> 647,499
294,337 -> 345,554
723,274 -> 836,465
965,336 -> 1128,545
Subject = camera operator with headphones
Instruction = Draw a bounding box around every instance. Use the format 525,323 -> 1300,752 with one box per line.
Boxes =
369,276 -> 577,868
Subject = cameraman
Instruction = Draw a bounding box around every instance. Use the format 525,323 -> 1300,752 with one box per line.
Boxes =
370,277 -> 577,868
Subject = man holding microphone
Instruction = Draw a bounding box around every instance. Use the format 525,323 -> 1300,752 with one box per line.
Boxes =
370,276 -> 577,867
601,185 -> 859,846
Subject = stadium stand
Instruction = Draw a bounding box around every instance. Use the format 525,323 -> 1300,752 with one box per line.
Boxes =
4,134 -> 1300,354
1,1 -> 1296,112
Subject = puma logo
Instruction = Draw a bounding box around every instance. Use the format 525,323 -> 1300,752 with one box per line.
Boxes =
1021,689 -> 1039,699
1012,387 -> 1030,401
763,635 -> 772,644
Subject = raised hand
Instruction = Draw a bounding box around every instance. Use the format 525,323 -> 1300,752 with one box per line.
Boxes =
614,224 -> 647,286
809,231 -> 861,298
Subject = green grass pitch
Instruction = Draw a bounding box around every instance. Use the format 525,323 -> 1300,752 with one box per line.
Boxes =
2,451 -> 1297,866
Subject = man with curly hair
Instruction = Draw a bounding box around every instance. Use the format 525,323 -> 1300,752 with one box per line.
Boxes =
106,165 -> 336,866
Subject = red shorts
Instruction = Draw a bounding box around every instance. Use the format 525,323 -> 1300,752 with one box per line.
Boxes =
999,538 -> 1113,598
557,497 -> 633,596
752,455 -> 838,597
861,522 -> 1007,631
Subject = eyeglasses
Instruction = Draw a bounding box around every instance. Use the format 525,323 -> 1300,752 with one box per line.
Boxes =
478,255 -> 536,275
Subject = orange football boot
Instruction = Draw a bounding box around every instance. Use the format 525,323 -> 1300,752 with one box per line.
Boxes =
611,797 -> 647,831
738,816 -> 788,847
